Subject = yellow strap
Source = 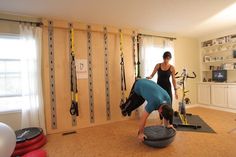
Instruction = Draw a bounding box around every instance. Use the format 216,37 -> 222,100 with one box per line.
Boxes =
71,92 -> 79,102
71,28 -> 75,53
71,92 -> 74,101
119,30 -> 124,57
179,113 -> 188,125
75,92 -> 78,102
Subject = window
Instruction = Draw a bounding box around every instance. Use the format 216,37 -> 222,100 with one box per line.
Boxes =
141,45 -> 174,82
0,59 -> 21,97
0,35 -> 23,112
139,38 -> 175,118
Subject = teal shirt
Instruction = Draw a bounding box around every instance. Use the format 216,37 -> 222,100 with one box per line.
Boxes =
134,79 -> 171,113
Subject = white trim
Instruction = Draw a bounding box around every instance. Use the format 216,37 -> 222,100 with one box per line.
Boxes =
0,33 -> 20,38
186,104 -> 200,108
0,109 -> 21,115
186,104 -> 236,113
198,104 -> 236,113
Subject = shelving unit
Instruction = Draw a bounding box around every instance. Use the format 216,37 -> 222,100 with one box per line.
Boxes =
198,34 -> 236,111
200,34 -> 236,83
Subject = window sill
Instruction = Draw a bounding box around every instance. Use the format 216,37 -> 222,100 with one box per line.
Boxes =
0,109 -> 21,115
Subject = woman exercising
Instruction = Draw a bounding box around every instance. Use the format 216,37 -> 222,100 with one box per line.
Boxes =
120,79 -> 174,141
146,51 -> 178,103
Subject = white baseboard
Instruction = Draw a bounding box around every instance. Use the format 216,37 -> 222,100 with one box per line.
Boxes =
186,104 -> 200,108
138,104 -> 236,120
186,104 -> 236,113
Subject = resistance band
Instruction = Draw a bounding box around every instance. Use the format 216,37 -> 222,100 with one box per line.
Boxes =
69,23 -> 79,126
87,25 -> 95,123
136,35 -> 141,78
48,20 -> 57,129
132,31 -> 140,116
104,27 -> 111,120
132,31 -> 138,79
119,29 -> 127,106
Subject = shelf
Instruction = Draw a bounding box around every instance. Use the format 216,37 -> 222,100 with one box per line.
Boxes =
203,59 -> 236,64
203,49 -> 235,55
202,69 -> 236,72
198,82 -> 236,85
202,42 -> 236,49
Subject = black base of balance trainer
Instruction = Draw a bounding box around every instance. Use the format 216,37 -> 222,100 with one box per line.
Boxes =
15,127 -> 43,143
143,125 -> 176,148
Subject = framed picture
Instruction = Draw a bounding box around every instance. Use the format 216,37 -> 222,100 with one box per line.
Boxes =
75,59 -> 88,79
217,37 -> 226,45
204,56 -> 211,62
209,66 -> 214,70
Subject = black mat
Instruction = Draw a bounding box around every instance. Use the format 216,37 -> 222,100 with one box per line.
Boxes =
173,115 -> 216,133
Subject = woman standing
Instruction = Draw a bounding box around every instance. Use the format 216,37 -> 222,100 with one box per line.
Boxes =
146,51 -> 178,103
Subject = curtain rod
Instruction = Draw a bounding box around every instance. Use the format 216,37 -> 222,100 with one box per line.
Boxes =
0,18 -> 43,26
1,18 -> 174,39
43,25 -> 133,36
138,33 -> 176,40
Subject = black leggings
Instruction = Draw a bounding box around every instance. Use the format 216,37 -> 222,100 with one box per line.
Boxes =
121,82 -> 145,114
159,85 -> 172,104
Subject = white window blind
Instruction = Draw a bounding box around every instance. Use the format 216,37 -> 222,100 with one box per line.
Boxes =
0,35 -> 23,112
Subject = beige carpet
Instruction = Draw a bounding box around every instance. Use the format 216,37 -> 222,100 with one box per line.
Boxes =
43,107 -> 236,157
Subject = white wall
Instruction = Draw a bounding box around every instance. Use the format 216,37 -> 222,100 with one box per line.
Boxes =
173,37 -> 200,109
0,112 -> 21,130
0,20 -> 19,34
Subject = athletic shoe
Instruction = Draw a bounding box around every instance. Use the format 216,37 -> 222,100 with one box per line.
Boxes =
121,110 -> 127,116
127,111 -> 131,116
120,103 -> 126,110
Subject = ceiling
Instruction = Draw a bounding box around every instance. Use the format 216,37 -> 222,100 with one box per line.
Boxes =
0,0 -> 236,38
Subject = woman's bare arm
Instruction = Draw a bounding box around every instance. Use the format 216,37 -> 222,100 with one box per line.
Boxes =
146,64 -> 159,79
171,66 -> 178,99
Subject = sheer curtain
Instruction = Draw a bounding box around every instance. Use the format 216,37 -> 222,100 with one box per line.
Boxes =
19,24 -> 46,133
139,36 -> 174,119
140,36 -> 174,80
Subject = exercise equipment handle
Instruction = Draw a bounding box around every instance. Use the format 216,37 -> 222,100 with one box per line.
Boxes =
187,72 -> 196,79
175,72 -> 181,78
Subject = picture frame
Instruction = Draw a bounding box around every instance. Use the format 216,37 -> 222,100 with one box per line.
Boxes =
204,56 -> 211,62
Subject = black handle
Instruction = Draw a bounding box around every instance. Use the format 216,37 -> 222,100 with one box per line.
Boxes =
187,72 -> 197,79
70,101 -> 79,116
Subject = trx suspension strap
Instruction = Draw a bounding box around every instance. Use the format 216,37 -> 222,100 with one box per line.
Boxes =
104,27 -> 111,120
87,25 -> 95,123
48,20 -> 57,129
136,35 -> 141,78
132,31 -> 139,116
132,31 -> 138,79
119,29 -> 127,106
69,23 -> 79,126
